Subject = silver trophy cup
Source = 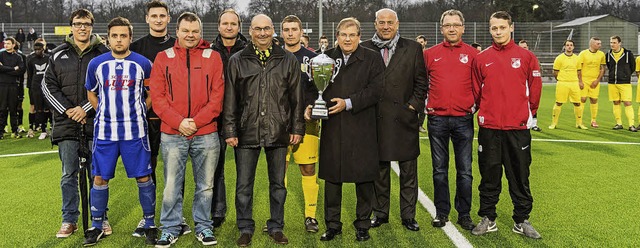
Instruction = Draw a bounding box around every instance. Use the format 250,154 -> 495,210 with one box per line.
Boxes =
310,53 -> 335,119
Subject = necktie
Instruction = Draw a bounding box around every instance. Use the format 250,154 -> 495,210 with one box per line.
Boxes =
383,47 -> 389,66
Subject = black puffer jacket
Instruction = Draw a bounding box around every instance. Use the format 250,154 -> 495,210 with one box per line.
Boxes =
223,43 -> 305,147
43,34 -> 109,144
0,50 -> 24,85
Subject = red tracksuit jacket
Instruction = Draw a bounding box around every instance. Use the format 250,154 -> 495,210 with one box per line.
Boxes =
424,40 -> 478,116
472,40 -> 542,130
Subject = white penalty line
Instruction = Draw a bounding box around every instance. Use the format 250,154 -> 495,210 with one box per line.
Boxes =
0,150 -> 58,158
419,136 -> 640,145
391,161 -> 473,248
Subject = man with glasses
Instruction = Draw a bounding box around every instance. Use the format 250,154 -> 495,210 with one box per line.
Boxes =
362,8 -> 427,232
422,9 -> 477,231
223,14 -> 303,246
43,8 -> 109,239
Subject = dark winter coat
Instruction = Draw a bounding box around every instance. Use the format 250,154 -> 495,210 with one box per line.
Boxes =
361,37 -> 428,162
318,45 -> 385,183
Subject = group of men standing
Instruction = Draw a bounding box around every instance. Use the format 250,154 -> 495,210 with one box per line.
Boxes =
45,1 -> 545,247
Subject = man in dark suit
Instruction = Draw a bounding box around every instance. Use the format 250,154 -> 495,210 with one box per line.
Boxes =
361,8 -> 428,232
309,17 -> 384,242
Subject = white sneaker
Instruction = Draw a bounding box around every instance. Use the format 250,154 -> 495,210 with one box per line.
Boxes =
38,132 -> 48,140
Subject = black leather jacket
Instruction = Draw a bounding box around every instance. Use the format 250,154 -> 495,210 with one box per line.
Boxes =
223,43 -> 305,147
43,34 -> 109,144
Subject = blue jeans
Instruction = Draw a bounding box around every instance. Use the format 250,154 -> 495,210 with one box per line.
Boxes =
235,146 -> 287,234
159,132 -> 220,235
427,115 -> 474,217
58,139 -> 93,224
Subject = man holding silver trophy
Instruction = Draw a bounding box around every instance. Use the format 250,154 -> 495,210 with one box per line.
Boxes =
305,17 -> 385,242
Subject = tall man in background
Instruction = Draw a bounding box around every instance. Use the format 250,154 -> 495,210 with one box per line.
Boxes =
577,37 -> 606,128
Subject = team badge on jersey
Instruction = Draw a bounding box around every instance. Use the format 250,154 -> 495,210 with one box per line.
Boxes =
532,70 -> 541,77
511,58 -> 521,68
459,54 -> 468,64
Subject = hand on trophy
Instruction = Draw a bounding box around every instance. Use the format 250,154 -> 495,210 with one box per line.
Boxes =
329,98 -> 346,114
304,105 -> 313,121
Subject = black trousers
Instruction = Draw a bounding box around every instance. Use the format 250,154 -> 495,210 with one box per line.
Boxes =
211,138 -> 227,219
0,85 -> 19,134
148,118 -> 161,184
324,180 -> 374,230
477,127 -> 533,224
372,160 -> 418,219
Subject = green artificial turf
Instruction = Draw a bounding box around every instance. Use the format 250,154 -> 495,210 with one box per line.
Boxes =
1,85 -> 639,247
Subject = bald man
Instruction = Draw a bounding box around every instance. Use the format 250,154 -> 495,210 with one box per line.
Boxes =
223,14 -> 304,246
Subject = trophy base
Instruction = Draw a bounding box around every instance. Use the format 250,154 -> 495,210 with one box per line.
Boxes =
311,108 -> 329,120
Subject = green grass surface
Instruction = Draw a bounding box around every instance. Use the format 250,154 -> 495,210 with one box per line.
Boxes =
1,85 -> 639,247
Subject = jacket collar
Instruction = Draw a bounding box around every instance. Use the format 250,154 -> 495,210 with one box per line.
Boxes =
212,33 -> 248,51
491,39 -> 515,51
172,39 -> 211,52
329,44 -> 365,66
442,39 -> 465,48
240,41 -> 286,58
65,33 -> 103,57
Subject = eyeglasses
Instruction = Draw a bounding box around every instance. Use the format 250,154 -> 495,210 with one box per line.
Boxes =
72,22 -> 93,28
441,23 -> 463,29
252,26 -> 273,33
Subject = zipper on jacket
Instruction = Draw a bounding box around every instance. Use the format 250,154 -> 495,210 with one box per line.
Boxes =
187,49 -> 192,117
206,74 -> 210,99
166,66 -> 174,101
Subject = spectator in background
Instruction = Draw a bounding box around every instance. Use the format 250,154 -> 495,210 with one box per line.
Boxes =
415,34 -> 428,133
471,43 -> 482,51
15,28 -> 25,51
416,35 -> 427,51
26,42 -> 49,139
301,34 -> 315,52
27,27 -> 38,50
318,35 -> 329,51
0,37 -> 25,139
518,39 -> 542,132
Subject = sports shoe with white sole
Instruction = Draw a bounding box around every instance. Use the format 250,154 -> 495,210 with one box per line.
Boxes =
56,223 -> 78,238
155,232 -> 178,248
471,216 -> 497,235
132,219 -> 145,237
512,220 -> 541,239
197,229 -> 217,245
38,131 -> 48,140
102,220 -> 112,236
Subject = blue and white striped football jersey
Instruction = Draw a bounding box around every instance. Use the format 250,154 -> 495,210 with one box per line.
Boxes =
85,52 -> 152,141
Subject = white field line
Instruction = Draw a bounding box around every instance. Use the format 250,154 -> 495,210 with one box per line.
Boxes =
391,161 -> 473,248
0,150 -> 58,158
419,136 -> 640,145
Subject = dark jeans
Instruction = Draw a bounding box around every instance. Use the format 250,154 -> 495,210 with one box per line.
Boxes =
147,118 -> 161,184
235,146 -> 287,234
325,180 -> 374,230
0,85 -> 19,134
427,115 -> 474,218
211,139 -> 227,219
477,128 -> 533,224
372,160 -> 418,219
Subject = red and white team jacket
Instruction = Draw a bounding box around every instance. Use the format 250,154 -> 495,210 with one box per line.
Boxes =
472,40 -> 542,130
424,40 -> 478,116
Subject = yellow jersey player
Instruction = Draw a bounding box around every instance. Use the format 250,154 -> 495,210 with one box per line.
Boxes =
605,36 -> 636,131
550,40 -> 587,129
577,37 -> 606,128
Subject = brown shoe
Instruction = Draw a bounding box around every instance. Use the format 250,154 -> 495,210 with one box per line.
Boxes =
269,231 -> 289,244
236,233 -> 252,247
56,223 -> 78,238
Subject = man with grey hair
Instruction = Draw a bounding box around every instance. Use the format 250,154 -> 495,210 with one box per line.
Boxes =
423,9 -> 478,231
224,14 -> 304,246
362,8 -> 428,232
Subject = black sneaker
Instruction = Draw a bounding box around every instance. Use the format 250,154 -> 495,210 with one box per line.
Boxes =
178,218 -> 191,236
196,229 -> 217,245
144,227 -> 158,245
457,216 -> 476,230
305,217 -> 319,233
531,126 -> 542,132
629,126 -> 638,132
132,219 -> 145,237
432,215 -> 448,228
83,227 -> 104,247
613,124 -> 624,130
155,232 -> 177,248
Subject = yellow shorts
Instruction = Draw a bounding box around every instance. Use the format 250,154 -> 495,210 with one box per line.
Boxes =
608,84 -> 632,102
579,80 -> 600,99
286,121 -> 319,164
555,81 -> 581,103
